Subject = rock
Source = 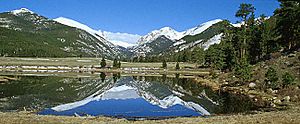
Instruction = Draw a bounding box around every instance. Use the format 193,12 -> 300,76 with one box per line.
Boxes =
249,83 -> 256,89
283,96 -> 290,102
270,103 -> 276,107
266,88 -> 273,94
249,95 -> 255,98
272,90 -> 278,94
56,87 -> 64,92
288,53 -> 296,57
273,99 -> 282,104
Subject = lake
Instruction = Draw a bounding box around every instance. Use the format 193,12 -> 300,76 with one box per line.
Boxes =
0,72 -> 256,120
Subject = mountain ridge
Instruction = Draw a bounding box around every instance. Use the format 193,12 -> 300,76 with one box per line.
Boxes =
0,8 -> 120,58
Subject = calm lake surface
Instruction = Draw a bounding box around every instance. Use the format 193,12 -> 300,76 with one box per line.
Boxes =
0,73 -> 256,119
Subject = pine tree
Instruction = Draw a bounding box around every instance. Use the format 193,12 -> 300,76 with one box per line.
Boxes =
162,59 -> 167,69
235,3 -> 256,59
100,72 -> 106,82
282,72 -> 295,88
274,0 -> 300,50
191,47 -> 205,65
118,61 -> 121,68
265,67 -> 279,89
100,58 -> 106,68
113,58 -> 118,68
175,62 -> 180,70
205,44 -> 226,70
234,58 -> 252,82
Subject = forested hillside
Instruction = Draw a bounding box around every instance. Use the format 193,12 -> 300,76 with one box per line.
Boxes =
0,9 -> 120,58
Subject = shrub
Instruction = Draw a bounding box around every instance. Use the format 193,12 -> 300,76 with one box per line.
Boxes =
234,58 -> 252,82
282,72 -> 295,88
265,67 -> 279,89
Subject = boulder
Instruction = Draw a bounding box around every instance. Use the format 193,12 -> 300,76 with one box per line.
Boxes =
283,96 -> 290,102
273,99 -> 282,104
249,82 -> 256,89
288,53 -> 296,57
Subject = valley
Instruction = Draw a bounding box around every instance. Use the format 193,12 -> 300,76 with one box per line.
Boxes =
0,1 -> 299,124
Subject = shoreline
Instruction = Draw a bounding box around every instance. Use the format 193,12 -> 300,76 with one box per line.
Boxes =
0,103 -> 299,124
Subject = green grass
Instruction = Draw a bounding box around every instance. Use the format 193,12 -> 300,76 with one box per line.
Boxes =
0,57 -> 210,76
0,57 -> 199,69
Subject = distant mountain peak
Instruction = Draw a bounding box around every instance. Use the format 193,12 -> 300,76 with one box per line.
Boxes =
136,19 -> 223,46
54,17 -> 140,48
11,8 -> 34,15
160,27 -> 174,31
137,26 -> 181,45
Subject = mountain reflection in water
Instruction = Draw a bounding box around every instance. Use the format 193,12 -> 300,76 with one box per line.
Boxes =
39,76 -> 210,118
0,73 -> 256,119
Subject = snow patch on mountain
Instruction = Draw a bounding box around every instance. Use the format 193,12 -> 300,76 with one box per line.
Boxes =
54,17 -> 140,48
11,8 -> 34,15
173,40 -> 186,46
54,17 -> 97,36
182,19 -> 223,36
108,85 -> 135,92
203,33 -> 223,50
135,19 -> 223,52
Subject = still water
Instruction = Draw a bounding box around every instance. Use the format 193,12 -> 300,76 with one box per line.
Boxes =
0,73 -> 256,119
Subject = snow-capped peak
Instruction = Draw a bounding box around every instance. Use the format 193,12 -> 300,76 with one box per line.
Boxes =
137,19 -> 223,45
11,8 -> 34,15
54,17 -> 117,48
54,17 -> 140,48
137,27 -> 182,45
182,19 -> 223,36
54,17 -> 98,36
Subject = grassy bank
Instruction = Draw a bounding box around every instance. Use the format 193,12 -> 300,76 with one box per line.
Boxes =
0,57 -> 197,69
0,57 -> 210,76
1,104 -> 300,124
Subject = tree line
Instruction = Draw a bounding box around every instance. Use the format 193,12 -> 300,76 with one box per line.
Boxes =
129,1 -> 299,80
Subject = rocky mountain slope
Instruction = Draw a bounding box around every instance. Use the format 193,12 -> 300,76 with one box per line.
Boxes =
0,8 -> 120,58
129,19 -> 230,57
0,8 -> 231,59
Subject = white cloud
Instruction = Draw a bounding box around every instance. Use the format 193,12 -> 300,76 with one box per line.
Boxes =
100,31 -> 141,48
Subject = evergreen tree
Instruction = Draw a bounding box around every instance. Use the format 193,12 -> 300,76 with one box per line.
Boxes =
100,57 -> 106,68
234,58 -> 252,82
100,72 -> 106,82
175,62 -> 180,70
118,61 -> 121,68
282,72 -> 295,88
205,44 -> 226,70
265,67 -> 279,89
235,3 -> 256,59
162,59 -> 167,69
191,47 -> 205,65
113,58 -> 118,68
275,0 -> 300,50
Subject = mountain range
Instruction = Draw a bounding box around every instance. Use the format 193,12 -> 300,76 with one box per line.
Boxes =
0,8 -> 234,58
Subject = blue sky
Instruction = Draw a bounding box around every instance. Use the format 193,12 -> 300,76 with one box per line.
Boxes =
0,0 -> 280,35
